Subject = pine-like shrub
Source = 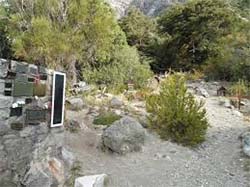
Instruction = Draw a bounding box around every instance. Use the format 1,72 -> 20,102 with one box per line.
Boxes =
146,73 -> 208,146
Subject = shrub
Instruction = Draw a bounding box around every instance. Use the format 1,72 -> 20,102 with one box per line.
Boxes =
82,46 -> 153,93
146,73 -> 208,146
93,112 -> 121,126
230,79 -> 248,109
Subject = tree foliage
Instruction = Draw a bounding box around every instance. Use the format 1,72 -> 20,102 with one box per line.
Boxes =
153,0 -> 240,72
119,8 -> 157,53
4,0 -> 128,83
0,4 -> 12,58
82,46 -> 152,91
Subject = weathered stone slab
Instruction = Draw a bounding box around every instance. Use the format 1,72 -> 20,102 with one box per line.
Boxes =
0,95 -> 13,120
0,80 -> 5,94
0,58 -> 9,78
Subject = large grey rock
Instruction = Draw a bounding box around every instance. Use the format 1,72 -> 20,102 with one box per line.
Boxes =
102,117 -> 146,154
75,174 -> 108,187
66,97 -> 86,111
242,132 -> 250,157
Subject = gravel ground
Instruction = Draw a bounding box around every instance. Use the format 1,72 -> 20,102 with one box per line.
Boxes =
65,97 -> 250,187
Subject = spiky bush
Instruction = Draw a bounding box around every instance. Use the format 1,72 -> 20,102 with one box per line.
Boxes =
146,73 -> 208,146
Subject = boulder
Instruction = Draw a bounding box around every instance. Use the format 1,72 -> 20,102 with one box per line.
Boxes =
110,97 -> 124,108
102,117 -> 146,154
74,174 -> 108,187
66,97 -> 85,111
242,132 -> 250,157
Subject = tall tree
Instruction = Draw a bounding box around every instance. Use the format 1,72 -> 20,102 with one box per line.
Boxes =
5,0 -> 126,83
119,8 -> 158,55
0,3 -> 12,59
154,0 -> 240,72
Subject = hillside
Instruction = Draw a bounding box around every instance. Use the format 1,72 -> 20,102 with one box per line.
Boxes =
107,0 -> 185,17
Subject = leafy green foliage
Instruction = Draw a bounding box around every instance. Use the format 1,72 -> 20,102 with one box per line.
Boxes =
153,0 -> 240,72
146,73 -> 208,146
93,112 -> 121,126
82,46 -> 153,92
119,8 -> 157,52
5,0 -> 127,83
229,0 -> 250,19
0,4 -> 12,58
204,19 -> 250,81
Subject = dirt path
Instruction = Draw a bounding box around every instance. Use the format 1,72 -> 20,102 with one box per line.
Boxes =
64,97 -> 250,187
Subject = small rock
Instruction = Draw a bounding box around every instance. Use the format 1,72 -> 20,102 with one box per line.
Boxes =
66,97 -> 86,111
74,174 -> 108,187
242,132 -> 250,157
195,87 -> 210,98
232,110 -> 243,117
110,97 -> 124,108
219,98 -> 234,109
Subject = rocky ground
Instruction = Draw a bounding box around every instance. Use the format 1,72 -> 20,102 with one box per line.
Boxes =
64,96 -> 250,187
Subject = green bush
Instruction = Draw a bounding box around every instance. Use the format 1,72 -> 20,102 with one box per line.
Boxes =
82,46 -> 153,92
146,73 -> 208,146
93,112 -> 121,126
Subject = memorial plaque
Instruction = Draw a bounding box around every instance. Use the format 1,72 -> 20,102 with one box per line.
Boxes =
10,107 -> 23,117
15,74 -> 28,82
4,80 -> 13,96
13,80 -> 33,97
51,71 -> 66,127
26,108 -> 47,124
25,98 -> 33,104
